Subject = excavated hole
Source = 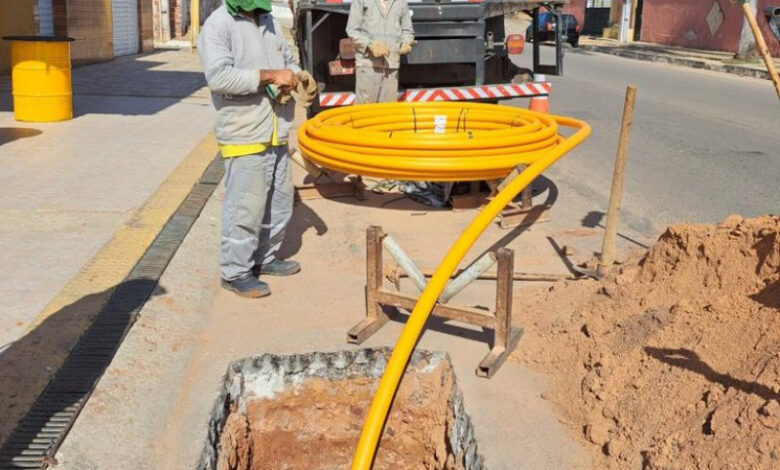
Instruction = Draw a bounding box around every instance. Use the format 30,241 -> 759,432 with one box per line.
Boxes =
199,348 -> 485,470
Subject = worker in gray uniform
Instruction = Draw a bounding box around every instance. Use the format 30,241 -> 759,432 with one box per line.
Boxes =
346,0 -> 415,104
199,0 -> 316,298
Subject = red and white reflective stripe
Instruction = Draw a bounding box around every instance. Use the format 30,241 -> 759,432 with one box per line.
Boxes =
319,82 -> 551,107
322,0 -> 463,2
319,92 -> 356,107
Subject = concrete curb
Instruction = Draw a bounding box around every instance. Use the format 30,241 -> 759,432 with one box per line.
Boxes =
580,45 -> 771,80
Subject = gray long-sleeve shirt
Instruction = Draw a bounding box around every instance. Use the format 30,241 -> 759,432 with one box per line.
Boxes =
198,5 -> 300,146
346,0 -> 414,69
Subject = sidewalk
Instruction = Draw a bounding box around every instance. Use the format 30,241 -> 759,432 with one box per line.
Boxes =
579,37 -> 779,80
0,50 -> 216,444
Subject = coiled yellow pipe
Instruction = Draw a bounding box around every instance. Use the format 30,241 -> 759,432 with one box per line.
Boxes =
298,101 -> 591,469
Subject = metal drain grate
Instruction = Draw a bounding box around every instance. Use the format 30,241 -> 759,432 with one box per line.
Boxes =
0,157 -> 223,469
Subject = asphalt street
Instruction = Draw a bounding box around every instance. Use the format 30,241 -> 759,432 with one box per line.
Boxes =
511,45 -> 779,236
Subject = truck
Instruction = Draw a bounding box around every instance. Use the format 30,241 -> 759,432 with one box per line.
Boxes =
293,0 -> 570,115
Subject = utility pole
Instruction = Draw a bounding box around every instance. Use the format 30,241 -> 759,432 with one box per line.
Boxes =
618,0 -> 633,43
736,0 -> 759,59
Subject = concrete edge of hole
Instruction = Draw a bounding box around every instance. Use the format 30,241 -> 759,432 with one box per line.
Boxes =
197,347 -> 486,470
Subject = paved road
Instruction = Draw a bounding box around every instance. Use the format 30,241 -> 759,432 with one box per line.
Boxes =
512,45 -> 780,236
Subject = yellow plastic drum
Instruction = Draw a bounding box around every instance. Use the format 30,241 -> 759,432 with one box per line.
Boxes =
3,36 -> 74,122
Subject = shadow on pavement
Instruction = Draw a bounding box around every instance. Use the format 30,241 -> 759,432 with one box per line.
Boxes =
546,236 -> 581,277
278,201 -> 329,259
70,50 -> 206,117
0,127 -> 42,146
477,174 -> 559,257
581,210 -> 649,249
388,309 -> 494,347
0,51 -> 206,118
0,279 -> 165,464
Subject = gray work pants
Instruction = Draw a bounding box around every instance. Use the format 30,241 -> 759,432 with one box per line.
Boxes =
355,66 -> 399,104
221,146 -> 293,281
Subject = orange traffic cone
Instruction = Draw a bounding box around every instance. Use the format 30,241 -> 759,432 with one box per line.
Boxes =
528,95 -> 549,114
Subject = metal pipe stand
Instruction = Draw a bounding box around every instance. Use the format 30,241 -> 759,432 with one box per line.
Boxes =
346,225 -> 523,378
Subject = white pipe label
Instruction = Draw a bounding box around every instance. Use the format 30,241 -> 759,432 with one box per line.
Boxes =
434,115 -> 447,134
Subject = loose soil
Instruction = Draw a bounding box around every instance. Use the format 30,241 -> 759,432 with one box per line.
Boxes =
217,361 -> 464,470
511,215 -> 780,470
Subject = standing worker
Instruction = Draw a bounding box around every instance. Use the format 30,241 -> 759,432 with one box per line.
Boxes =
198,0 -> 317,298
346,0 -> 415,104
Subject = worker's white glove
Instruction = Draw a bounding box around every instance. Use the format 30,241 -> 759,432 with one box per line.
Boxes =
277,71 -> 318,108
293,70 -> 318,108
399,40 -> 415,55
369,41 -> 390,58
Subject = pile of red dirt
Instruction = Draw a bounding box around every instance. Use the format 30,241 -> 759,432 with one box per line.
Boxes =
511,215 -> 780,470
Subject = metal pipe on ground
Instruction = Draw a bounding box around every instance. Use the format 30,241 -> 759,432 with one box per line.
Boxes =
387,264 -> 577,283
439,252 -> 497,303
382,235 -> 428,292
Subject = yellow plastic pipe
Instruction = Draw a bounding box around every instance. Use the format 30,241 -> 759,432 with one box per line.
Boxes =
298,102 -> 591,469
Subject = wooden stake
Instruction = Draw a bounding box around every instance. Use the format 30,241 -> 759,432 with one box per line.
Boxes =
599,85 -> 637,273
742,2 -> 780,99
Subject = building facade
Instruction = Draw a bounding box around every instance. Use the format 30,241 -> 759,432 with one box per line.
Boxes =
639,0 -> 779,56
565,0 -> 779,57
1,0 -> 154,73
151,0 -> 220,44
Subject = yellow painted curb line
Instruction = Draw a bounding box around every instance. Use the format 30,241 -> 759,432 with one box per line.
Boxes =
25,132 -> 219,333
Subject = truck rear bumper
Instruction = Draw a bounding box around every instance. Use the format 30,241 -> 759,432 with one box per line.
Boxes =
318,81 -> 551,107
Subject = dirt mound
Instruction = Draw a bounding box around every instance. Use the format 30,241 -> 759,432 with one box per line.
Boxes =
512,215 -> 780,470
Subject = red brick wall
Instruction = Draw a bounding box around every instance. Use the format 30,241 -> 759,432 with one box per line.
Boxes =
640,0 -> 779,56
562,0 -> 587,27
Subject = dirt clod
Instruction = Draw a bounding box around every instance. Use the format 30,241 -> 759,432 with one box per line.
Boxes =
512,215 -> 780,470
585,420 -> 611,446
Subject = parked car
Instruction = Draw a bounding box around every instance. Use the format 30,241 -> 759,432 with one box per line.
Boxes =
526,12 -> 580,47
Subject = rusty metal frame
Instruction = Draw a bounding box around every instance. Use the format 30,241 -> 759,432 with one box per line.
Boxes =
292,150 -> 366,201
489,165 -> 552,229
347,225 -> 523,378
295,176 -> 366,201
448,169 -> 551,229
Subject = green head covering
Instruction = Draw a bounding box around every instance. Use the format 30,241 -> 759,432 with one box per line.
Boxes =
226,0 -> 272,16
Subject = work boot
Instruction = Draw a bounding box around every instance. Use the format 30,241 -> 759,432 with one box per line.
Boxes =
255,259 -> 301,277
221,275 -> 271,298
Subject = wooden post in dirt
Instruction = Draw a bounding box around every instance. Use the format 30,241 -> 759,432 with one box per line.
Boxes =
741,1 -> 780,99
598,85 -> 637,276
